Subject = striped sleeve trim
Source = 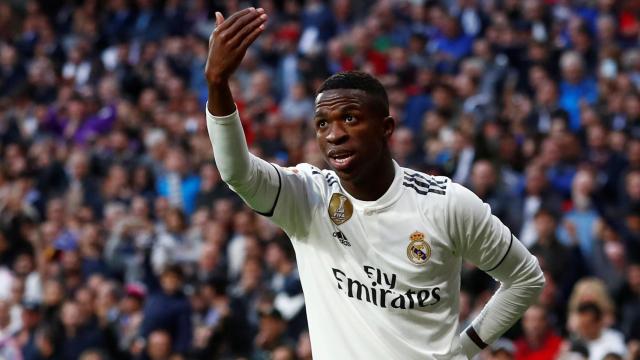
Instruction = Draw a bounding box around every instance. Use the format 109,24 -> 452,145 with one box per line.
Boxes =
485,232 -> 514,272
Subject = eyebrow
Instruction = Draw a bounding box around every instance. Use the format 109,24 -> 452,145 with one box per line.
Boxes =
314,104 -> 362,116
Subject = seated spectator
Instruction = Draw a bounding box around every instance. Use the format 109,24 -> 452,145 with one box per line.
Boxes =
514,304 -> 563,360
558,51 -> 598,130
139,265 -> 192,356
511,164 -> 563,247
618,261 -> 640,341
156,147 -> 201,216
568,278 -> 617,332
265,237 -> 305,340
592,220 -> 627,295
116,283 -> 145,353
253,307 -> 295,360
466,160 -> 511,224
529,208 -> 585,300
151,207 -> 200,277
573,302 -> 626,360
145,330 -> 176,360
558,169 -> 600,259
78,349 -> 109,360
59,300 -> 106,360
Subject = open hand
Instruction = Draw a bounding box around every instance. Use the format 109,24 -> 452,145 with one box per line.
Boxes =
205,8 -> 268,86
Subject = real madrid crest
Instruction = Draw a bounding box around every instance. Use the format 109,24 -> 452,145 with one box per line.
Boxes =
328,193 -> 353,225
407,231 -> 431,265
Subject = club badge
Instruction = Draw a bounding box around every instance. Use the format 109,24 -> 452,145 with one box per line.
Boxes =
328,193 -> 353,225
407,231 -> 431,265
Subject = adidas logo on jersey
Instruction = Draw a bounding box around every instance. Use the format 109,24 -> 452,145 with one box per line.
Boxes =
332,231 -> 351,247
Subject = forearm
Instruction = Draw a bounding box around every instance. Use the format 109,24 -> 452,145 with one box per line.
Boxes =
459,238 -> 544,358
206,104 -> 279,214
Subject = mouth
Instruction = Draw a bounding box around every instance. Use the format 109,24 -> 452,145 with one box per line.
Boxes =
327,150 -> 356,171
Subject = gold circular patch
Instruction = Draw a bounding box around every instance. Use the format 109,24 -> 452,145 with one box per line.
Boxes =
407,239 -> 431,265
328,193 -> 353,225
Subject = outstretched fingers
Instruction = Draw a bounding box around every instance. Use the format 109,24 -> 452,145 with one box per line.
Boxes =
239,20 -> 266,51
229,12 -> 267,47
225,8 -> 262,37
214,7 -> 253,32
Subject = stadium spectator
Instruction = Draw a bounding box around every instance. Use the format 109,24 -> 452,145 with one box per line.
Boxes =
573,302 -> 627,360
514,304 -> 563,360
139,265 -> 192,356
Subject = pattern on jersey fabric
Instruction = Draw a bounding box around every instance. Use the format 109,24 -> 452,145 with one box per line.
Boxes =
402,171 -> 448,196
325,173 -> 338,187
311,169 -> 339,187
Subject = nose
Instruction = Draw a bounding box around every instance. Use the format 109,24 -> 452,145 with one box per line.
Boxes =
325,121 -> 348,144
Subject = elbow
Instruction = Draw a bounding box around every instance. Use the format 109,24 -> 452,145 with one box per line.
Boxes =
217,163 -> 246,187
508,260 -> 545,299
532,270 -> 545,296
218,169 -> 236,185
525,262 -> 546,300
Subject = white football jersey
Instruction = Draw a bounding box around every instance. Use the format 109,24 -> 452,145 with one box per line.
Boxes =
262,161 -> 515,359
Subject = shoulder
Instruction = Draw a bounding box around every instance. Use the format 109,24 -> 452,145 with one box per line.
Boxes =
400,167 -> 451,198
601,328 -> 626,343
283,163 -> 340,189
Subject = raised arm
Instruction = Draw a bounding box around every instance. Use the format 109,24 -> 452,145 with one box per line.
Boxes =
448,183 -> 545,358
204,9 -> 318,234
203,8 -> 278,213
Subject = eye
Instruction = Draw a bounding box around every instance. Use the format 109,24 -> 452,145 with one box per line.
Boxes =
345,114 -> 356,123
316,119 -> 327,129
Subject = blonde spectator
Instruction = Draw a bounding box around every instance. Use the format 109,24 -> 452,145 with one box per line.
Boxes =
567,278 -> 616,332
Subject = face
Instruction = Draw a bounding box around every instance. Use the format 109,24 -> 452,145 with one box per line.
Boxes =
160,272 -> 181,294
534,214 -> 556,238
314,89 -> 394,184
576,311 -> 602,340
148,331 -> 171,360
61,302 -> 81,328
523,306 -> 548,339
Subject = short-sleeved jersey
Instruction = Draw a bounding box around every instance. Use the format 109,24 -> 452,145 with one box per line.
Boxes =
266,161 -> 514,359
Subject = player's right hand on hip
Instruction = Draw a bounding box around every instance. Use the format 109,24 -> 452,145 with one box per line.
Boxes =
205,8 -> 267,86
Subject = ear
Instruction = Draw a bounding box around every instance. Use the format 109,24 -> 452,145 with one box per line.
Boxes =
382,116 -> 395,140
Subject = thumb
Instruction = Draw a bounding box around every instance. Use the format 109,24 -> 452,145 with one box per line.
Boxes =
215,12 -> 224,26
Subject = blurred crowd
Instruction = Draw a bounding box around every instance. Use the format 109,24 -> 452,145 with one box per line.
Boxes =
0,0 -> 639,359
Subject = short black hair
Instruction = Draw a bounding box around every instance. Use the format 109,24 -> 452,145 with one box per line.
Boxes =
161,264 -> 184,279
317,71 -> 389,116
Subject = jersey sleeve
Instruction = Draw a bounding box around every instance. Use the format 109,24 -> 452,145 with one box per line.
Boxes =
206,105 -> 322,237
447,183 -> 545,358
447,183 -> 513,268
262,163 -> 326,237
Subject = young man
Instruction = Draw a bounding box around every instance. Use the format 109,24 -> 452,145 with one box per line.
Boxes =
205,8 -> 544,359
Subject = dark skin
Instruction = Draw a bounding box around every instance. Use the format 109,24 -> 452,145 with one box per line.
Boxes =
314,89 -> 395,200
206,9 -> 396,201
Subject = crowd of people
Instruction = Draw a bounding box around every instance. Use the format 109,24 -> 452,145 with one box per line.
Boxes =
0,0 -> 639,359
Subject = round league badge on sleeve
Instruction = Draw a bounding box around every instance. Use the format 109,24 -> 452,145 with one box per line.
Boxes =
407,231 -> 431,265
328,193 -> 353,225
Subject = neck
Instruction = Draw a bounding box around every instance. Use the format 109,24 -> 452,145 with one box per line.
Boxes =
342,156 -> 395,201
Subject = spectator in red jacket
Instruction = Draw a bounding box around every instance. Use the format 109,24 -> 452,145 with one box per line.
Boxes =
515,304 -> 563,360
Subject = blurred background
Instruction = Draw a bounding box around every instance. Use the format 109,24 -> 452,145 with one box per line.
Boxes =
0,0 -> 639,359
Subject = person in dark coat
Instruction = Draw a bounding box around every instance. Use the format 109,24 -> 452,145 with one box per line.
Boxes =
138,265 -> 192,356
59,300 -> 106,360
